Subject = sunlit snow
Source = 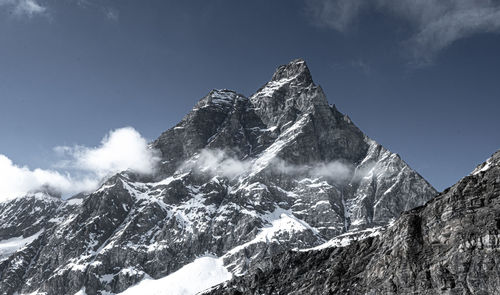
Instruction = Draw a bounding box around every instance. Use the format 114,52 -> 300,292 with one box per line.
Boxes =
0,230 -> 43,260
118,255 -> 231,295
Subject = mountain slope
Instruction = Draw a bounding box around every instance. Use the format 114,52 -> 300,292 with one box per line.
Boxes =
208,150 -> 500,294
0,192 -> 62,242
0,59 -> 437,295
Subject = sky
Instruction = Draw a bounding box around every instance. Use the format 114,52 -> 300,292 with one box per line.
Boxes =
0,0 -> 500,197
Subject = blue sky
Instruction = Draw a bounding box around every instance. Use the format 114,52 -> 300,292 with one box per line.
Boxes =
1,0 -> 500,193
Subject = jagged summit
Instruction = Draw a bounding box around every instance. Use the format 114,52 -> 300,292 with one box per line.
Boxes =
195,89 -> 246,110
271,58 -> 313,86
188,59 -> 322,125
250,59 -> 329,127
471,149 -> 500,175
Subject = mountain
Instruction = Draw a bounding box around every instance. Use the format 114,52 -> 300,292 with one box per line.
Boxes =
208,150 -> 500,294
0,59 -> 437,295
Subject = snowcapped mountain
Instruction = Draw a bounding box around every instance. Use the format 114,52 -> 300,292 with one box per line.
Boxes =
0,59 -> 437,295
208,149 -> 500,295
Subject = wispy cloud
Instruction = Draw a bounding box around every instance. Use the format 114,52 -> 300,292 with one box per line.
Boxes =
0,127 -> 159,202
0,0 -> 47,17
182,149 -> 253,178
74,0 -> 120,22
103,7 -> 119,22
305,0 -> 500,65
305,0 -> 365,32
184,148 -> 354,183
350,59 -> 371,75
270,157 -> 353,182
0,0 -> 120,21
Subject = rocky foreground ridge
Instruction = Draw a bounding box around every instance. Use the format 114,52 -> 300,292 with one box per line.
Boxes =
0,59 -> 437,295
208,150 -> 500,294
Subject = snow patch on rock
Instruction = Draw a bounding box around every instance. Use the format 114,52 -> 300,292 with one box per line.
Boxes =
0,230 -> 43,260
119,255 -> 231,295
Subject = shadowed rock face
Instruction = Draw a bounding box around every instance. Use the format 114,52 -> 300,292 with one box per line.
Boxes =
0,59 -> 437,295
208,151 -> 500,295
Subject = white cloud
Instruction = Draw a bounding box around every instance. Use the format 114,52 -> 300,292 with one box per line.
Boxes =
0,154 -> 95,201
0,1 -> 120,21
184,148 -> 354,182
0,0 -> 47,17
0,127 -> 159,202
183,149 -> 252,178
55,127 -> 160,178
310,161 -> 352,181
14,0 -> 45,16
271,157 -> 353,182
305,0 -> 500,65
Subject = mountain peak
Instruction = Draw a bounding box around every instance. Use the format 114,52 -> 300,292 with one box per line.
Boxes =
194,89 -> 246,110
250,58 -> 327,127
271,58 -> 313,85
471,149 -> 500,176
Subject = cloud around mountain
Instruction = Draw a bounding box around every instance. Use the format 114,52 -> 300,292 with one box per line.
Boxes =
0,127 -> 159,201
54,126 -> 160,179
0,127 -> 358,201
184,148 -> 356,183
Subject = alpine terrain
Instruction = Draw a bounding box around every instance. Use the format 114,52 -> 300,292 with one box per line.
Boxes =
208,150 -> 500,294
0,59 -> 438,295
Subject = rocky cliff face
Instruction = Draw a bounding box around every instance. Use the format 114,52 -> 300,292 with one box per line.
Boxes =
0,59 -> 437,295
0,192 -> 61,242
208,150 -> 500,295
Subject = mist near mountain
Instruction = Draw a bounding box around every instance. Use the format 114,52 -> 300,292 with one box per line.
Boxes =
0,127 -> 159,201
